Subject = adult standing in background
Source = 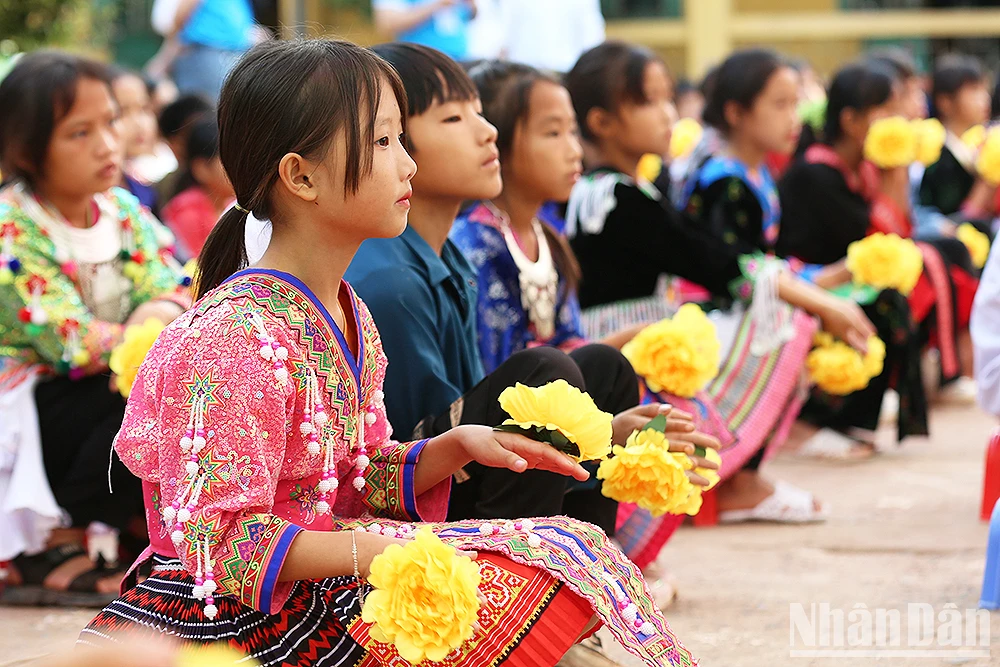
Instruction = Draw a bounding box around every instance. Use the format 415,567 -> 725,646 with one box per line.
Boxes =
500,0 -> 604,73
373,0 -> 476,62
150,0 -> 257,102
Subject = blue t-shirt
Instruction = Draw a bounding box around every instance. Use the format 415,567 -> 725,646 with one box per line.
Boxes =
346,226 -> 484,438
373,0 -> 471,61
181,0 -> 254,51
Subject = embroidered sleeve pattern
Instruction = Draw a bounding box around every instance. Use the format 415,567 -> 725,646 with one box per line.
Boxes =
0,206 -> 123,375
115,192 -> 188,309
727,252 -> 788,302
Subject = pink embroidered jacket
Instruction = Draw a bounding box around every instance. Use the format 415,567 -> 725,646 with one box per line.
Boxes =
116,269 -> 449,614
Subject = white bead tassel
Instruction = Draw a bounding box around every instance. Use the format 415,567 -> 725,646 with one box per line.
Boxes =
29,281 -> 47,325
748,260 -> 795,356
352,406 -> 368,492
251,312 -> 289,386
202,536 -> 218,620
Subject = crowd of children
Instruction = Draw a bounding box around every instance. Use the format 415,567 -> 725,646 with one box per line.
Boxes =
0,32 -> 998,667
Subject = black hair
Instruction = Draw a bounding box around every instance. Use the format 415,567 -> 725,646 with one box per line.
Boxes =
932,54 -> 985,105
370,42 -> 477,119
197,39 -> 407,299
0,51 -> 113,189
868,47 -> 919,80
468,59 -> 581,290
159,94 -> 213,139
823,60 -> 897,143
702,48 -> 786,134
675,78 -> 698,98
992,77 -> 1000,120
564,40 -> 663,142
173,115 -> 220,195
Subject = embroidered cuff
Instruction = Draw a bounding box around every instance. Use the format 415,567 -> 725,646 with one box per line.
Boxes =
364,439 -> 449,522
219,514 -> 302,614
727,253 -> 786,302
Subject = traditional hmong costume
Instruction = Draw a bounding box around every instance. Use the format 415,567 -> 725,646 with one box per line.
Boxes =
79,269 -> 696,667
686,154 -> 928,442
779,143 -> 975,395
0,182 -> 185,564
566,168 -> 817,569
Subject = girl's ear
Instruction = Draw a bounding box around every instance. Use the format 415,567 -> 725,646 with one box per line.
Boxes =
586,106 -> 615,141
723,100 -> 743,132
276,152 -> 319,204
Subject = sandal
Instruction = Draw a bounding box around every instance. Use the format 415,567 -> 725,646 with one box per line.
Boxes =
797,428 -> 876,462
0,542 -> 123,608
718,480 -> 829,524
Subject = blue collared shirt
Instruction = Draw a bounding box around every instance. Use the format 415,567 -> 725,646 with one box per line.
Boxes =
346,226 -> 484,437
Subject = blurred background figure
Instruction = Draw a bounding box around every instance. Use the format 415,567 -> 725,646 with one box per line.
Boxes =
497,0 -> 605,73
373,0 -> 477,61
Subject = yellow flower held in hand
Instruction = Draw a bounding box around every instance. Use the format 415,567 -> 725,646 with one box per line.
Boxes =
912,118 -> 946,166
807,335 -> 885,396
963,124 -> 987,149
864,116 -> 917,168
598,429 -> 697,517
845,232 -> 924,296
669,118 -> 704,160
498,380 -> 613,461
637,154 -> 663,183
622,303 -> 721,398
176,644 -> 258,667
694,447 -> 722,491
362,528 -> 481,664
957,223 -> 991,269
109,318 -> 166,398
977,127 -> 1000,186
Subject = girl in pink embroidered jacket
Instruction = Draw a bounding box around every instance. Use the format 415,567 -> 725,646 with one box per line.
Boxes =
80,40 -> 696,667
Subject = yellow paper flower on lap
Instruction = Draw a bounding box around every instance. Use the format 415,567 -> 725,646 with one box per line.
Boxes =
176,644 -> 257,667
597,429 -> 696,517
912,118 -> 946,166
621,303 -> 721,398
498,380 -> 613,461
694,447 -> 722,491
864,116 -> 917,168
977,127 -> 1000,186
845,232 -> 923,296
957,223 -> 990,269
669,118 -> 704,160
362,528 -> 481,664
109,318 -> 166,398
807,334 -> 885,396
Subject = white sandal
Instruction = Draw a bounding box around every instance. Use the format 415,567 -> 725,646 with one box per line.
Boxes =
718,480 -> 829,524
797,428 -> 876,462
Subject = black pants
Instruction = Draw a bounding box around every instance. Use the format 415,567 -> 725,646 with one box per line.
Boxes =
417,345 -> 639,535
34,374 -> 143,534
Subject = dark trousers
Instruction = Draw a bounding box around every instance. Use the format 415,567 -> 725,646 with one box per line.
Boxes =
417,345 -> 639,535
34,374 -> 143,534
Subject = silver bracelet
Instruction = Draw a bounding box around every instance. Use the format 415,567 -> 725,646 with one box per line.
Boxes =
352,530 -> 361,580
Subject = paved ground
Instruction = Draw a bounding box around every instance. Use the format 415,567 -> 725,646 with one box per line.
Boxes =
2,402 -> 999,666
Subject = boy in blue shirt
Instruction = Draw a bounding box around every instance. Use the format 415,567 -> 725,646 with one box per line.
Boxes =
373,0 -> 475,61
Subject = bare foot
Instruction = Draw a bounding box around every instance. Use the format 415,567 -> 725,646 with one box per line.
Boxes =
716,470 -> 823,513
43,555 -> 123,595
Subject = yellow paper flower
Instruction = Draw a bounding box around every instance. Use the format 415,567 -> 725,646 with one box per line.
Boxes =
637,154 -> 663,183
977,127 -> 1000,186
109,318 -> 166,398
963,124 -> 987,149
183,258 -> 200,294
669,118 -> 704,160
912,118 -> 946,166
176,644 -> 258,667
957,223 -> 991,269
621,303 -> 721,398
845,232 -> 924,296
807,334 -> 885,396
864,116 -> 917,168
498,380 -> 613,461
694,447 -> 722,491
361,527 -> 481,664
597,429 -> 697,517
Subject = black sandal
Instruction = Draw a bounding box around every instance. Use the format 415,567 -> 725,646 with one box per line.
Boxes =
0,543 -> 123,608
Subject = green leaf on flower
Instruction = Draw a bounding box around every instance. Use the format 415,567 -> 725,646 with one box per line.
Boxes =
642,414 -> 668,434
694,445 -> 707,458
494,424 -> 581,457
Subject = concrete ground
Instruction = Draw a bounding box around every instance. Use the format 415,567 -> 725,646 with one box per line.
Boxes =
2,402 -> 999,666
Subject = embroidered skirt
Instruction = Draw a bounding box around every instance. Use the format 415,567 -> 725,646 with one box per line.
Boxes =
78,554 -> 594,667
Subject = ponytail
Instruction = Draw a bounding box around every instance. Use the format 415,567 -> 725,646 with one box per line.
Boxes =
541,221 -> 581,292
195,207 -> 249,299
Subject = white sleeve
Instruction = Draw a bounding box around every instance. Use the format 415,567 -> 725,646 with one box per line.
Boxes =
151,0 -> 182,36
972,241 -> 1000,416
373,0 -> 410,10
